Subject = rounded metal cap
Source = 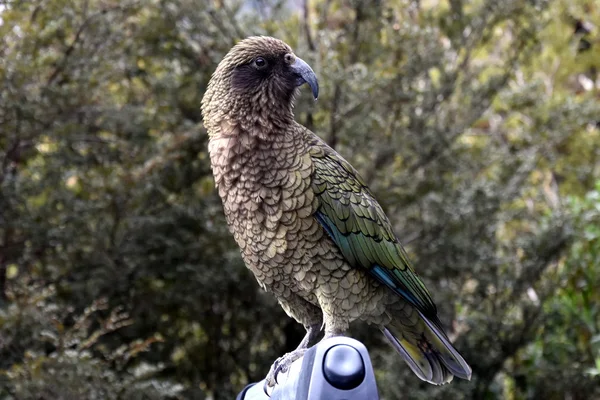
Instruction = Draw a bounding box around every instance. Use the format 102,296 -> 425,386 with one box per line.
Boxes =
323,344 -> 365,390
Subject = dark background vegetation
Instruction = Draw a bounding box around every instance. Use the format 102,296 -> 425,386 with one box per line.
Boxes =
1,0 -> 600,399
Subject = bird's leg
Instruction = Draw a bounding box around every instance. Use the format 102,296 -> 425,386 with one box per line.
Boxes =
265,323 -> 321,387
296,322 -> 322,349
321,324 -> 346,341
320,315 -> 348,341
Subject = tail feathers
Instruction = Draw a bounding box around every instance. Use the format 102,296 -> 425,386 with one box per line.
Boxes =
382,313 -> 472,385
420,312 -> 472,381
382,327 -> 452,384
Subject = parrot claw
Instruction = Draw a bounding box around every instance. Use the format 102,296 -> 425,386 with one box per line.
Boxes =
265,348 -> 308,387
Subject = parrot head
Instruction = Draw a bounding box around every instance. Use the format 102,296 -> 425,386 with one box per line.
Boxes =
202,36 -> 318,132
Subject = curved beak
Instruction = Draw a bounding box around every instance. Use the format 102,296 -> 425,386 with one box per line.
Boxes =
290,57 -> 319,100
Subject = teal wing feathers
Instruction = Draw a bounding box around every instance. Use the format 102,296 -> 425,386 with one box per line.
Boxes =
308,136 -> 438,320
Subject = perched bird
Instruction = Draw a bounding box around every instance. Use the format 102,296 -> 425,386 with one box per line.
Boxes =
202,36 -> 471,386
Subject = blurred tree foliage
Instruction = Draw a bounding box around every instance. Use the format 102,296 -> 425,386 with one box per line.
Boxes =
1,0 -> 599,399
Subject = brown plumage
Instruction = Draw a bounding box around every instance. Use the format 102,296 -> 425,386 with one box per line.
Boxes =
201,36 -> 471,386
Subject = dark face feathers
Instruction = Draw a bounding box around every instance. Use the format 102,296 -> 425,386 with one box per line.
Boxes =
202,37 -> 319,133
228,37 -> 319,102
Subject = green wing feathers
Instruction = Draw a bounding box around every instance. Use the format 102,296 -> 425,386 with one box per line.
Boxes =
307,134 -> 472,383
308,138 -> 437,318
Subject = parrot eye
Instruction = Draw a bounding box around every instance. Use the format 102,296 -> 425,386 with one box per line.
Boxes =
253,57 -> 268,69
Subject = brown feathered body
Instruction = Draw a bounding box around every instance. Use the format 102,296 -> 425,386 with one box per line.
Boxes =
205,115 -> 391,334
202,36 -> 471,385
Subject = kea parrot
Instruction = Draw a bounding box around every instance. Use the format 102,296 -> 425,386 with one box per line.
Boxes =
201,36 -> 471,386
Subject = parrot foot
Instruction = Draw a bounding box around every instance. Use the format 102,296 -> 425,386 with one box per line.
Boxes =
265,348 -> 308,387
